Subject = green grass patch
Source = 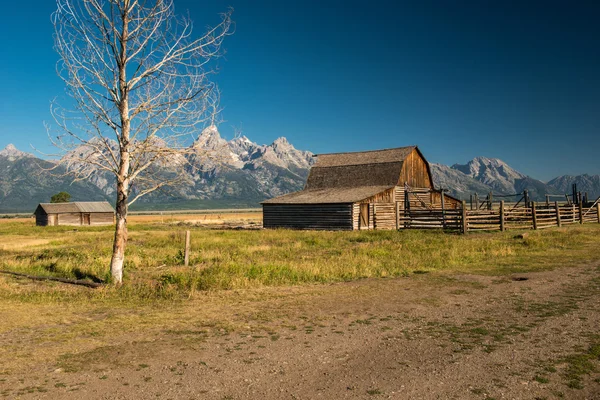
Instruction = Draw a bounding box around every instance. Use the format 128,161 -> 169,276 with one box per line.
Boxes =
559,340 -> 600,389
1,222 -> 600,302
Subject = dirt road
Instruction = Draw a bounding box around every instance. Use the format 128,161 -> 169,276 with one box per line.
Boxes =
1,264 -> 599,399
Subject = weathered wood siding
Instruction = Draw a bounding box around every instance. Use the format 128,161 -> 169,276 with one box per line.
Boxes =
357,188 -> 395,204
36,212 -> 114,226
373,203 -> 397,230
57,213 -> 82,226
430,192 -> 462,209
398,149 -> 433,188
352,203 -> 360,230
263,204 -> 353,230
90,213 -> 114,226
395,186 -> 433,210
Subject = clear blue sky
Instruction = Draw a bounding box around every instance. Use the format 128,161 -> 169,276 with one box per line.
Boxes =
0,0 -> 598,181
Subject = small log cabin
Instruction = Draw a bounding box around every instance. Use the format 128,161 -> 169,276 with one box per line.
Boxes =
262,146 -> 460,230
34,201 -> 115,226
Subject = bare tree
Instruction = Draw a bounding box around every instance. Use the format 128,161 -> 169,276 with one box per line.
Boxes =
50,0 -> 233,284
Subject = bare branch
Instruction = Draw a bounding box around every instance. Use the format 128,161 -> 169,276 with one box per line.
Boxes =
49,0 -> 233,283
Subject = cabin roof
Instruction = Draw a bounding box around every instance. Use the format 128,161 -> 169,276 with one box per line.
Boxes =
36,201 -> 114,214
261,185 -> 393,204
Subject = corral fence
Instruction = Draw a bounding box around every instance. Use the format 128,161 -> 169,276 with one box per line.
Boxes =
394,200 -> 600,233
462,200 -> 600,233
392,186 -> 600,233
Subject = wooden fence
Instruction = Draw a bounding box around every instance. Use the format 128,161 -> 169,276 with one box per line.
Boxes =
462,201 -> 600,233
394,201 -> 600,233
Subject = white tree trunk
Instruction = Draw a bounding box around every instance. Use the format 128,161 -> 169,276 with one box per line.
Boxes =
51,1 -> 232,284
110,180 -> 129,284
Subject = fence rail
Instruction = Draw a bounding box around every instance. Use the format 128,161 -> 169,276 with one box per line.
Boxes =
395,200 -> 600,233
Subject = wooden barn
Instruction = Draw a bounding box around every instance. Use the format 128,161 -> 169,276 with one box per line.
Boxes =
34,202 -> 115,227
262,146 -> 460,230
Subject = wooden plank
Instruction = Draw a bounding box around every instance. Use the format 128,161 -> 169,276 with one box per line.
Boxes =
184,230 -> 191,267
500,201 -> 505,231
461,201 -> 467,233
532,202 -> 537,230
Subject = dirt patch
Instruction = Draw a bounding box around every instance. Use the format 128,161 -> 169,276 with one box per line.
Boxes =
1,265 -> 599,399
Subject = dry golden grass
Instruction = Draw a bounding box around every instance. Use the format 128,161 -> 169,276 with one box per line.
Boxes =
128,212 -> 262,224
0,218 -> 599,303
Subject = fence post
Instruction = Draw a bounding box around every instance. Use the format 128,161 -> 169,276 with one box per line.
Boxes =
396,201 -> 400,230
184,230 -> 191,267
461,201 -> 467,234
488,192 -> 493,210
440,190 -> 446,229
500,200 -> 505,231
470,194 -> 473,210
545,195 -> 550,206
532,201 -> 538,230
474,193 -> 479,210
555,201 -> 561,228
579,201 -> 584,224
597,203 -> 600,224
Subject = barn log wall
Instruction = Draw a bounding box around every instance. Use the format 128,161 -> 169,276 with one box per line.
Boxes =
373,203 -> 396,230
263,204 -> 354,230
352,203 -> 360,230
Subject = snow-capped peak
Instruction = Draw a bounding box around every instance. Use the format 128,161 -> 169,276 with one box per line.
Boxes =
451,156 -> 527,193
192,125 -> 227,151
0,144 -> 33,160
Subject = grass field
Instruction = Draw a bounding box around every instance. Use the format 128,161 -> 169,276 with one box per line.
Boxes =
1,219 -> 600,302
1,220 -> 600,398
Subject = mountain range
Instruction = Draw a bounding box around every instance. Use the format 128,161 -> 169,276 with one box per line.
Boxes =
0,131 -> 598,212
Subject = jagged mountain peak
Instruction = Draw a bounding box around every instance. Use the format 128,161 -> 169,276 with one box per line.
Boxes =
272,136 -> 289,146
192,125 -> 227,151
3,132 -> 600,211
452,156 -> 524,178
232,135 -> 253,144
0,144 -> 33,160
450,156 -> 527,194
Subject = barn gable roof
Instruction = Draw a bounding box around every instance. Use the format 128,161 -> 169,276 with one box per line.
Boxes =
36,201 -> 114,214
313,146 -> 416,168
262,146 -> 425,205
306,146 -> 416,190
262,185 -> 393,204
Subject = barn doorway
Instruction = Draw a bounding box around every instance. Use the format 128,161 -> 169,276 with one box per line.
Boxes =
83,213 -> 91,225
359,203 -> 369,229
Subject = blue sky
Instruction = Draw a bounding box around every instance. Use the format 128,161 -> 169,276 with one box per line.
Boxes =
0,0 -> 598,181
